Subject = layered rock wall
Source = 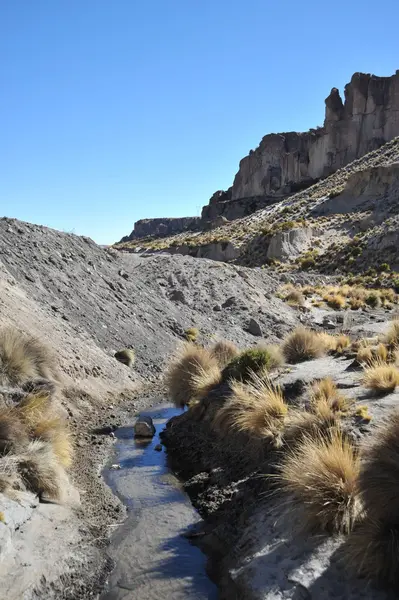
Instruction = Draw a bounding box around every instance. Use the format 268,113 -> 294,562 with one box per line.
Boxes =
120,216 -> 201,242
231,71 -> 399,200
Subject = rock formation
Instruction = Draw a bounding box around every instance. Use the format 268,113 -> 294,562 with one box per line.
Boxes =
120,216 -> 201,242
231,71 -> 399,200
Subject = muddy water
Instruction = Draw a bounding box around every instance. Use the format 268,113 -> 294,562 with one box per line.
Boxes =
101,405 -> 218,600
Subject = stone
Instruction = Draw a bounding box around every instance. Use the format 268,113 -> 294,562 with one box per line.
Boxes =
247,318 -> 262,336
154,444 -> 162,451
322,316 -> 336,330
134,415 -> 156,438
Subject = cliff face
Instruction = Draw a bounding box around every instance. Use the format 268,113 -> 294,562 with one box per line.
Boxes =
231,71 -> 399,200
119,216 -> 201,242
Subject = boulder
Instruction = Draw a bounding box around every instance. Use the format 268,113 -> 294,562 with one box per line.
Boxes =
134,415 -> 156,438
247,318 -> 263,337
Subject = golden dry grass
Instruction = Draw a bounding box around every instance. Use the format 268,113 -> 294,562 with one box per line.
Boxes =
213,374 -> 287,448
282,327 -> 326,363
17,440 -> 64,500
323,293 -> 346,310
0,327 -> 58,386
385,319 -> 399,347
210,340 -> 239,368
317,332 -> 337,353
310,377 -> 351,413
33,417 -> 73,468
0,409 -> 29,455
165,343 -> 221,408
279,430 -> 361,534
282,409 -> 340,448
358,411 -> 399,523
334,335 -> 351,354
362,361 -> 399,393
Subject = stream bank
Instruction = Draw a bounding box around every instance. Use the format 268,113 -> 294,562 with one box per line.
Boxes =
101,404 -> 218,600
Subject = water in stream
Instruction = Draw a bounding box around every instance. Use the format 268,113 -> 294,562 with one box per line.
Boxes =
101,405 -> 218,600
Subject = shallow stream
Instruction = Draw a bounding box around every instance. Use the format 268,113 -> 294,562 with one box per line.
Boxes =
101,405 -> 218,600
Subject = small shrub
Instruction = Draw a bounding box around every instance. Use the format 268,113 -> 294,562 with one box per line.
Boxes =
354,405 -> 372,423
362,361 -> 399,393
221,348 -> 275,383
114,348 -> 135,367
184,327 -> 199,342
278,430 -> 361,534
282,327 -> 326,363
365,291 -> 381,308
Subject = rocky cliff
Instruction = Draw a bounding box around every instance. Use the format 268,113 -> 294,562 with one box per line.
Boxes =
231,71 -> 399,200
120,216 -> 201,242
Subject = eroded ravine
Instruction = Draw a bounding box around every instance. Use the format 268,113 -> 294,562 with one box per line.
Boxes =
101,405 -> 218,600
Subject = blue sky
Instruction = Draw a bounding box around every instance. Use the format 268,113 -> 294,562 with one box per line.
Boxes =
1,1 -> 398,244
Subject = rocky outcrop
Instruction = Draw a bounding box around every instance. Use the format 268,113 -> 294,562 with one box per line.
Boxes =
313,162 -> 399,216
120,216 -> 201,242
201,193 -> 287,223
225,71 -> 399,200
266,227 -> 314,262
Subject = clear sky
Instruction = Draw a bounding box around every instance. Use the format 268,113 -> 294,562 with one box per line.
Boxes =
1,1 -> 398,244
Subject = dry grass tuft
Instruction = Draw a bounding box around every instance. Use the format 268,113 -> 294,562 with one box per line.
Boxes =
165,343 -> 221,408
279,430 -> 361,534
18,440 -> 65,500
310,377 -> 351,413
362,361 -> 399,393
385,319 -> 399,347
323,293 -> 346,310
283,409 -> 340,448
33,417 -> 73,468
0,327 -> 58,386
210,340 -> 239,368
358,411 -> 399,523
0,409 -> 29,455
344,519 -> 399,587
317,332 -> 337,353
213,375 -> 287,448
282,327 -> 326,363
334,335 -> 351,354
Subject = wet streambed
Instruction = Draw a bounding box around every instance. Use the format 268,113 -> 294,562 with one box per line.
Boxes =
101,405 -> 218,600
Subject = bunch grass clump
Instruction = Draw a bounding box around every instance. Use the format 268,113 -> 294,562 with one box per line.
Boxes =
282,327 -> 326,363
210,340 -> 239,368
213,374 -> 287,450
165,343 -> 221,408
362,361 -> 399,393
310,377 -> 351,414
279,430 -> 361,534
